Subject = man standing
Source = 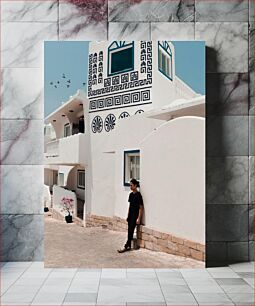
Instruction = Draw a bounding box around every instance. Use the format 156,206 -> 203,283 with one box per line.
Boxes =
118,178 -> 144,253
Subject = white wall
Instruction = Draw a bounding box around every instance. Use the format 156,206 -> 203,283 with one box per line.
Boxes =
44,184 -> 51,207
45,133 -> 86,165
58,165 -> 75,186
67,166 -> 85,201
140,116 -> 205,244
44,168 -> 53,187
113,114 -> 163,219
87,131 -> 116,217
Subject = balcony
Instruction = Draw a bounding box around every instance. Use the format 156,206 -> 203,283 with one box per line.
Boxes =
44,133 -> 86,165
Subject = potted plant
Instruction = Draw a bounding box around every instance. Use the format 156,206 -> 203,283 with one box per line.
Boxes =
60,196 -> 74,223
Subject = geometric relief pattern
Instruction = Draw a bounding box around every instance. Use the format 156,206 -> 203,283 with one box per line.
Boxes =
146,41 -> 152,82
119,111 -> 130,119
91,115 -> 103,133
140,41 -> 152,84
88,42 -> 153,99
89,89 -> 151,112
135,109 -> 144,115
104,113 -> 116,132
88,74 -> 151,98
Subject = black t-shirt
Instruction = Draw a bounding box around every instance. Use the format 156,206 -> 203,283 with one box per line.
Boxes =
128,191 -> 143,219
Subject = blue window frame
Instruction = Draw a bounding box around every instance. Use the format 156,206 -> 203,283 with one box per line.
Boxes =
123,149 -> 140,186
158,41 -> 173,81
108,41 -> 134,76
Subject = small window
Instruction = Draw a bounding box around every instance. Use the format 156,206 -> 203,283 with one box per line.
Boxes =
108,42 -> 134,76
124,150 -> 140,186
77,170 -> 85,189
64,123 -> 71,137
58,172 -> 64,186
158,42 -> 173,80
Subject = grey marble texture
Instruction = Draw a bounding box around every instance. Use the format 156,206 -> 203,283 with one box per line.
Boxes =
249,23 -> 254,114
249,70 -> 254,115
0,214 -> 44,261
206,204 -> 249,242
206,156 -> 249,205
249,116 -> 254,155
250,0 -> 254,21
0,165 -> 44,214
195,22 -> 248,73
206,73 -> 249,116
59,1 -> 107,40
0,119 -> 44,165
108,22 -> 150,40
151,22 -> 195,40
1,22 -> 58,68
249,23 -> 254,72
249,241 -> 254,260
249,156 -> 254,205
248,204 -> 254,241
195,0 -> 249,22
108,0 -> 195,22
0,0 -> 253,265
1,0 -> 58,22
1,68 -> 43,119
207,116 -> 248,156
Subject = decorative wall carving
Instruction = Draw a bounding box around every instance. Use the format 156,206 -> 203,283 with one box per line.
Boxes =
91,115 -> 103,133
89,89 -> 151,112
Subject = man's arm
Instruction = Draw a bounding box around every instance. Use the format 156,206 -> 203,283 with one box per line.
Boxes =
127,206 -> 130,220
136,193 -> 144,224
136,202 -> 143,224
137,205 -> 143,221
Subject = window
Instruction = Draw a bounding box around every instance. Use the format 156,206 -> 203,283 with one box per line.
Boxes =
77,170 -> 85,189
58,172 -> 64,186
124,150 -> 140,186
158,41 -> 173,81
64,123 -> 71,137
108,41 -> 134,76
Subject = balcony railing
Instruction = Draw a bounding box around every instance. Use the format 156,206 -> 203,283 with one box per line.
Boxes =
44,133 -> 85,164
46,139 -> 59,156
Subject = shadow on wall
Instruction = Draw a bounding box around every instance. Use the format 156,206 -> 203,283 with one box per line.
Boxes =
205,46 -> 251,267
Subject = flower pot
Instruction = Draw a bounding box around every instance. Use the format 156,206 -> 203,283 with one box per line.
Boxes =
65,213 -> 73,223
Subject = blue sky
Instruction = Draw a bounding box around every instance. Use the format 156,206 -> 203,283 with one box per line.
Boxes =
44,41 -> 89,118
44,41 -> 205,118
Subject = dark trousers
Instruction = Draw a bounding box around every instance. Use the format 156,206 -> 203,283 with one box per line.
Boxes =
125,217 -> 137,248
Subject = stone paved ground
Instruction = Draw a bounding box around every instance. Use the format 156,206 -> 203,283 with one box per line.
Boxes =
45,215 -> 205,268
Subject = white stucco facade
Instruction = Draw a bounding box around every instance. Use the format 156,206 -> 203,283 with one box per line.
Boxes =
44,40 -> 205,245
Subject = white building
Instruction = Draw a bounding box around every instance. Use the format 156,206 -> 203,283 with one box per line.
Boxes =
44,91 -> 86,221
44,41 -> 205,261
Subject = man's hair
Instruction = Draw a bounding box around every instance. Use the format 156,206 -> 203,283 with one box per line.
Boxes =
130,178 -> 140,187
